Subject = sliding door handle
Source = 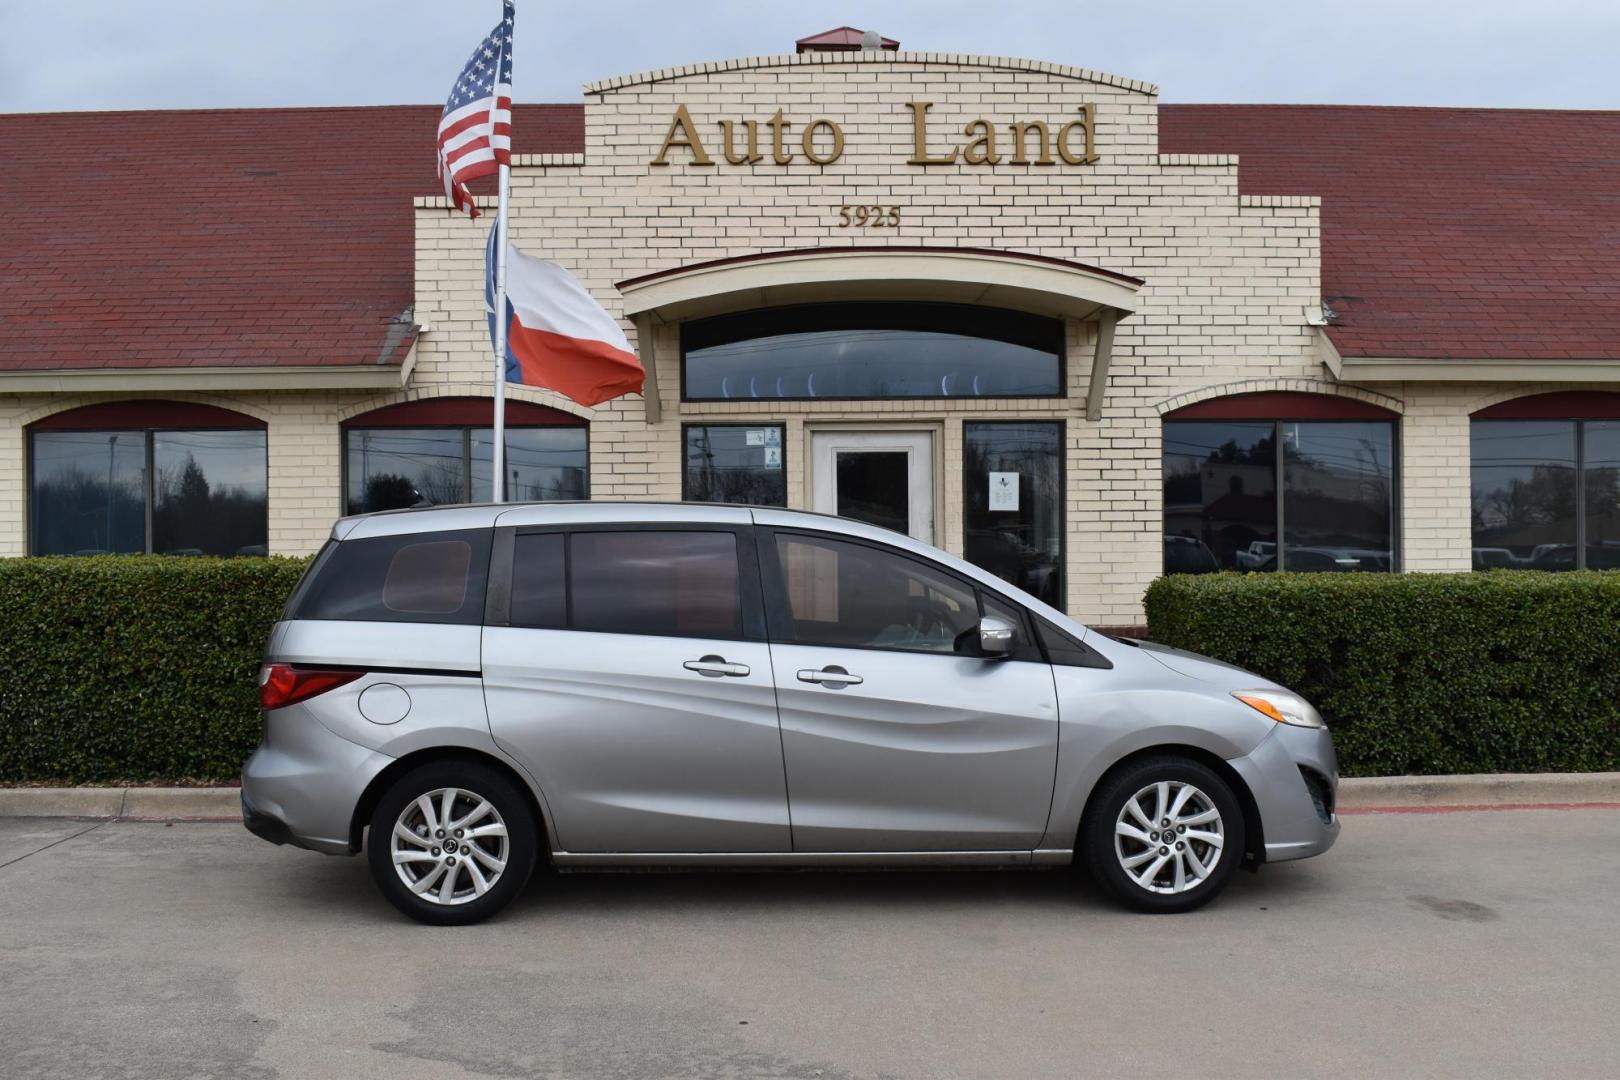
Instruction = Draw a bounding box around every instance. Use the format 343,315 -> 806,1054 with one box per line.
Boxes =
683,655 -> 751,678
797,665 -> 863,688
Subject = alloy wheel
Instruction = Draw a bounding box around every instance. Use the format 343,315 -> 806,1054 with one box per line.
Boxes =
1113,780 -> 1225,895
390,787 -> 510,906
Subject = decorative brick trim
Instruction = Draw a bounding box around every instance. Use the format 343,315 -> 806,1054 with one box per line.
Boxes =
341,397 -> 585,428
1239,194 -> 1322,209
16,391 -> 275,429
416,195 -> 492,211
1465,382 -> 1620,417
331,382 -> 594,426
1152,378 -> 1404,417
509,153 -> 586,168
28,400 -> 265,431
584,51 -> 1158,96
1156,154 -> 1237,167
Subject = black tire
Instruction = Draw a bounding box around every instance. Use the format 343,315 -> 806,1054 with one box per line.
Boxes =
366,760 -> 539,925
1081,755 -> 1246,914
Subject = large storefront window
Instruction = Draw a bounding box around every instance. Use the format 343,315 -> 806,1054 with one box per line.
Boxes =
1161,395 -> 1397,573
345,428 -> 587,513
1163,422 -> 1275,573
963,422 -> 1064,608
342,399 -> 587,514
29,403 -> 268,556
682,303 -> 1064,400
683,424 -> 787,506
1471,407 -> 1620,570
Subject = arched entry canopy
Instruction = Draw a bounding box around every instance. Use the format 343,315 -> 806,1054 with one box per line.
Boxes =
616,246 -> 1143,421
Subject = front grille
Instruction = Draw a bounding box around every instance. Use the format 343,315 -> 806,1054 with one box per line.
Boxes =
1299,766 -> 1335,824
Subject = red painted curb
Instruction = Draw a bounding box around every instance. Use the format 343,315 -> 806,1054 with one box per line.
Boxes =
1340,801 -> 1620,816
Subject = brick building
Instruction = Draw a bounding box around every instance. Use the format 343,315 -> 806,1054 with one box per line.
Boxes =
4,32 -> 1618,625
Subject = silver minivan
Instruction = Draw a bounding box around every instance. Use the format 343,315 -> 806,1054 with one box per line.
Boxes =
242,502 -> 1338,924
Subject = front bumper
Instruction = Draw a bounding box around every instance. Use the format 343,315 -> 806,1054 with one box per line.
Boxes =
240,700 -> 393,855
1228,722 -> 1341,863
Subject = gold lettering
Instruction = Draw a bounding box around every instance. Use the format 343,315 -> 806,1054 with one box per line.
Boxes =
1009,120 -> 1054,165
769,109 -> 793,164
720,119 -> 763,165
961,119 -> 1000,165
651,104 -> 712,166
800,118 -> 844,165
906,102 -> 958,165
1056,104 -> 1097,165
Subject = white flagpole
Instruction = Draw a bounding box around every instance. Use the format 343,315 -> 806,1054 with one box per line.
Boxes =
492,163 -> 510,503
489,2 -> 512,503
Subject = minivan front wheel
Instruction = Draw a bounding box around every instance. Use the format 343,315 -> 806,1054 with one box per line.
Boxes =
1082,756 -> 1245,914
367,762 -> 539,925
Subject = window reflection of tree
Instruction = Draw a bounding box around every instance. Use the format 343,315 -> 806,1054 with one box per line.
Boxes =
684,426 -> 784,507
152,452 -> 269,555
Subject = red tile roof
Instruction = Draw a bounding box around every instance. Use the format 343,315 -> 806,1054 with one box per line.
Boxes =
796,28 -> 900,52
3,101 -> 1615,374
0,105 -> 581,372
1159,104 -> 1620,360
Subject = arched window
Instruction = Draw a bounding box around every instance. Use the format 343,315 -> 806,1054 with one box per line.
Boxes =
681,303 -> 1065,401
1161,392 -> 1399,574
1470,392 -> 1620,570
29,401 -> 268,556
342,398 -> 588,515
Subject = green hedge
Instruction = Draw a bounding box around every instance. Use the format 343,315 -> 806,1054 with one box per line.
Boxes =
0,556 -> 310,784
1144,571 -> 1620,777
7,559 -> 1617,782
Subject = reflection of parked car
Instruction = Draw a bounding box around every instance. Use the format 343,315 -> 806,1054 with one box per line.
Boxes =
1256,547 -> 1389,572
1472,547 -> 1519,569
965,527 -> 1058,605
1164,534 -> 1220,573
1531,543 -> 1620,570
1236,541 -> 1276,570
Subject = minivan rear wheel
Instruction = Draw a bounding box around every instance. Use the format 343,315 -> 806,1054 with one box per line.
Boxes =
1081,755 -> 1245,914
366,761 -> 539,925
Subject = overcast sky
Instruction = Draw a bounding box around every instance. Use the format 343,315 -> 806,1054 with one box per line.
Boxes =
2,0 -> 1616,113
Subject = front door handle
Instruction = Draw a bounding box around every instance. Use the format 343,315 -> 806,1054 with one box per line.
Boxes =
683,655 -> 751,678
797,665 -> 863,688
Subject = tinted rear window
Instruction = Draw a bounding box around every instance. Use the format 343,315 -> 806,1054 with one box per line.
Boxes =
569,530 -> 742,638
292,528 -> 491,624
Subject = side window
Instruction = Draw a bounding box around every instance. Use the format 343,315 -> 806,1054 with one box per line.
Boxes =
509,532 -> 566,628
292,529 -> 491,625
1034,617 -> 1113,669
770,533 -> 979,654
569,531 -> 742,639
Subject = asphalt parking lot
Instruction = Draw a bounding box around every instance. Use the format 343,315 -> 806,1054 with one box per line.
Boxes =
1,807 -> 1616,1080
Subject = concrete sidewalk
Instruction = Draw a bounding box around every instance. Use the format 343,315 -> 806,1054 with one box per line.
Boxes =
3,771 -> 1619,820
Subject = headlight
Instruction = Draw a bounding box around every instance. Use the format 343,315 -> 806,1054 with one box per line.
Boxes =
1232,689 -> 1325,729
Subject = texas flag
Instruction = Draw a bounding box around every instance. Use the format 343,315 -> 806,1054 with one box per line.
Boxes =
485,228 -> 644,407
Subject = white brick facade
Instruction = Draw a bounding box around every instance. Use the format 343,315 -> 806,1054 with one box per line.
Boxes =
0,52 -> 1602,623
408,52 -> 1409,623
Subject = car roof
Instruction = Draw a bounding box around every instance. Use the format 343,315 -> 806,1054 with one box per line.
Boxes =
335,500 -> 898,542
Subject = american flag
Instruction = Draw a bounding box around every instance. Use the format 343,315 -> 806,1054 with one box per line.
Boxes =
435,1 -> 515,218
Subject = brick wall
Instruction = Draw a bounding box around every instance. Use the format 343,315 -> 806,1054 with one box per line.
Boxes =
410,52 -> 1349,622
0,53 -> 1593,623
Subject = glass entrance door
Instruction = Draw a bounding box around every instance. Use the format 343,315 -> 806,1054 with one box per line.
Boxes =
810,431 -> 934,543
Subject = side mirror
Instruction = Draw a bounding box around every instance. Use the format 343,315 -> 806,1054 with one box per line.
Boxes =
978,615 -> 1017,659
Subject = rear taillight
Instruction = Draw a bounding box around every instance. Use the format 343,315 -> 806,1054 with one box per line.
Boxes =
259,663 -> 363,710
